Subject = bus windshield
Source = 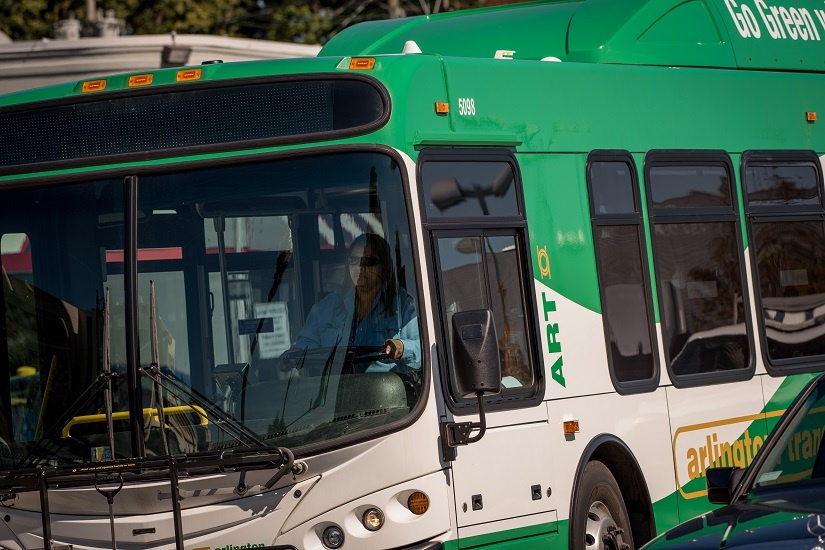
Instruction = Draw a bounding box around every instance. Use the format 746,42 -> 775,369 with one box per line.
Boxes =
0,150 -> 421,467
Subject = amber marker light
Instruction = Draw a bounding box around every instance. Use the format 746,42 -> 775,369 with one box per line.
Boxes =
128,74 -> 154,87
407,491 -> 430,515
349,57 -> 376,70
807,111 -> 817,122
435,102 -> 450,115
563,420 -> 580,435
81,79 -> 106,93
176,69 -> 202,82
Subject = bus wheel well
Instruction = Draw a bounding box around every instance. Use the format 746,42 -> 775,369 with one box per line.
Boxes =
588,440 -> 655,547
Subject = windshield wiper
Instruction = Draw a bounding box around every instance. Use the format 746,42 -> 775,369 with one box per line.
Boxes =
142,279 -> 265,449
141,364 -> 265,448
102,288 -> 117,459
15,370 -> 116,469
16,290 -> 120,471
147,280 -> 170,456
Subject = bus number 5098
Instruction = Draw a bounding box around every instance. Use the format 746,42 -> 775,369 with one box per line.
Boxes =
458,97 -> 476,116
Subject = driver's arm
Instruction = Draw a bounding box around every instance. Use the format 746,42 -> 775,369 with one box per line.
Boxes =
369,293 -> 420,372
394,312 -> 420,370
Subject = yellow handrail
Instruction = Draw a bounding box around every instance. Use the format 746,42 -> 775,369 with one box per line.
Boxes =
62,405 -> 208,437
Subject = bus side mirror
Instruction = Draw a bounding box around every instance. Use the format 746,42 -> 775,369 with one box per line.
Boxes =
452,310 -> 502,398
440,310 -> 501,461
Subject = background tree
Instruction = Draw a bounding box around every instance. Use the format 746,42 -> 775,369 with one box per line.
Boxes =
0,0 -> 483,43
1,0 -> 53,40
120,0 -> 246,35
237,0 -> 482,43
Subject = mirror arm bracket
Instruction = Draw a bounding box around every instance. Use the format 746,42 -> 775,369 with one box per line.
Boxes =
440,393 -> 488,462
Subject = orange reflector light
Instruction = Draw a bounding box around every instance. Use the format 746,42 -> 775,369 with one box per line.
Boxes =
807,111 -> 817,122
349,58 -> 375,70
407,491 -> 430,515
176,69 -> 202,82
81,80 -> 106,93
128,74 -> 154,87
435,102 -> 450,114
563,420 -> 580,435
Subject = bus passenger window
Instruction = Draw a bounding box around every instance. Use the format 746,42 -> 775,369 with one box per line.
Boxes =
587,154 -> 657,391
743,152 -> 825,370
646,152 -> 752,384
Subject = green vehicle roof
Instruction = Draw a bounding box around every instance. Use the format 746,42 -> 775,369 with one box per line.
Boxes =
320,0 -> 825,72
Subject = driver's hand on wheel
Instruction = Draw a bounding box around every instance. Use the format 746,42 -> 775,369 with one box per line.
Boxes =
279,348 -> 304,371
384,339 -> 404,360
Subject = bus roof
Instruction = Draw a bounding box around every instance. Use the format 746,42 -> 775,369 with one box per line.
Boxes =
320,0 -> 825,73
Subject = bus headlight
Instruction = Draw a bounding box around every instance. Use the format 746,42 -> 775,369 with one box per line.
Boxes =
322,525 -> 345,549
361,507 -> 384,531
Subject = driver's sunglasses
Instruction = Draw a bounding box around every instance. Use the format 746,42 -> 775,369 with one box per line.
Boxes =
348,255 -> 380,267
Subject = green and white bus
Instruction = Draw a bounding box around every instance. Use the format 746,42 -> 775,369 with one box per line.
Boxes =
0,0 -> 824,548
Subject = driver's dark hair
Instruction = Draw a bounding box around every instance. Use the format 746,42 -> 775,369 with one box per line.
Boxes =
349,232 -> 396,315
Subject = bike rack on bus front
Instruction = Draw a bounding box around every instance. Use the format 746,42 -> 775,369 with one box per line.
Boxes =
0,446 -> 294,550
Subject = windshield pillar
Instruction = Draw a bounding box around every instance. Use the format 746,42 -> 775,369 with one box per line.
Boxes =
124,176 -> 145,457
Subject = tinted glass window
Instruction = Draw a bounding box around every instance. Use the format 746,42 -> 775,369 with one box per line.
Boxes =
647,154 -> 751,384
743,152 -> 825,371
421,150 -> 538,409
588,154 -> 657,390
650,165 -> 732,209
746,164 -> 820,208
596,225 -> 655,382
753,220 -> 825,361
437,234 -> 533,389
655,222 -> 749,376
590,161 -> 637,215
421,161 -> 519,218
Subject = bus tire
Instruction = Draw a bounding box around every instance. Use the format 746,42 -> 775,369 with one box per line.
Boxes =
573,460 -> 634,550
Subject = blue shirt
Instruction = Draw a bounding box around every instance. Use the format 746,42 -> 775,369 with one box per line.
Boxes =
293,287 -> 420,372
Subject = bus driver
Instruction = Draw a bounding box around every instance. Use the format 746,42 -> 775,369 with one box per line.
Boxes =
280,232 -> 420,374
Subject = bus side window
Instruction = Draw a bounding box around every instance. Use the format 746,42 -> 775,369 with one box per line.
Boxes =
419,149 -> 542,410
742,150 -> 825,373
645,151 -> 753,386
587,151 -> 658,393
435,234 -> 532,389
